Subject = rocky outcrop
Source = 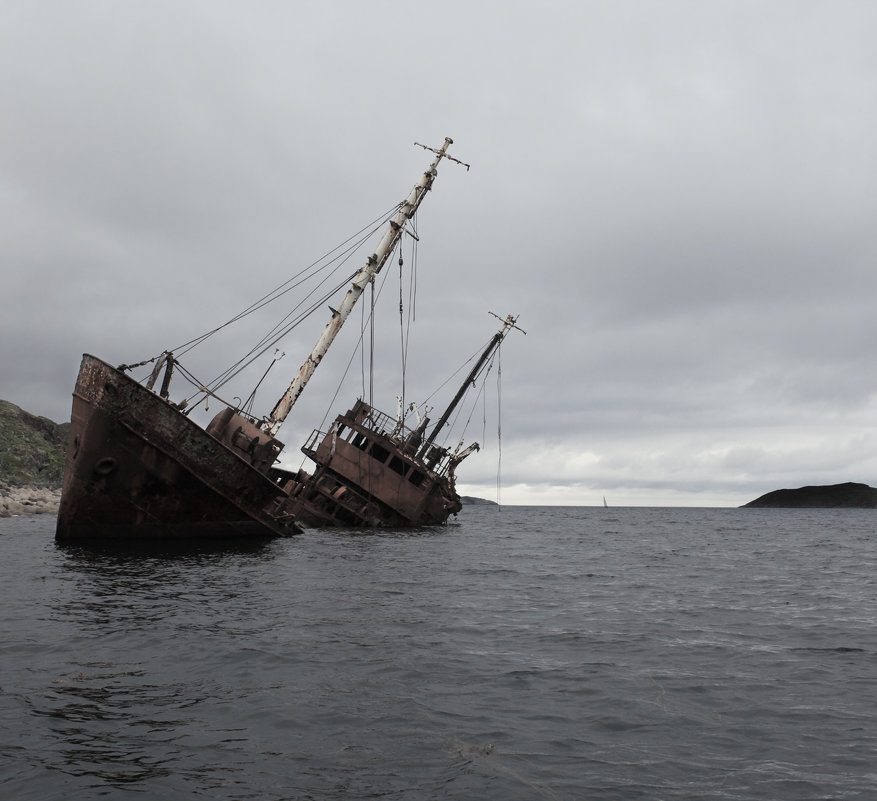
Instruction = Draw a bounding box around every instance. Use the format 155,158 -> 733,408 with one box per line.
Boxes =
0,399 -> 68,517
742,482 -> 877,508
0,481 -> 62,517
0,399 -> 69,487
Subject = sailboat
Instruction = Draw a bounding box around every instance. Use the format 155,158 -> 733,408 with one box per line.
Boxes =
55,138 -> 518,541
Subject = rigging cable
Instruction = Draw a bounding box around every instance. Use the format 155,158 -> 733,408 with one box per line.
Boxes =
176,272 -> 357,413
423,340 -> 499,457
369,276 -> 375,409
293,262 -> 395,473
242,348 -> 284,415
360,283 -> 367,401
170,203 -> 400,360
175,215 -> 399,412
133,203 -> 402,410
419,335 -> 496,408
202,215 -> 392,394
496,339 -> 503,509
482,375 -> 488,450
409,214 -> 418,323
404,214 -> 419,422
446,358 -> 497,451
398,247 -> 405,423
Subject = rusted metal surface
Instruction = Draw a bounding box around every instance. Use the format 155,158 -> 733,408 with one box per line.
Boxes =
56,355 -> 301,541
279,314 -> 523,528
281,399 -> 462,528
55,354 -> 461,537
54,146 -> 511,537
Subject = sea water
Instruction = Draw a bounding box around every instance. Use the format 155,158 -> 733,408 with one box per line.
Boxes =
1,506 -> 875,800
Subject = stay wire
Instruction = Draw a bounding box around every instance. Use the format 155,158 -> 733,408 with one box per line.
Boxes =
203,216 -> 392,391
398,246 -> 406,419
406,217 -> 418,411
170,204 -> 400,360
430,353 -> 499,453
369,277 -> 375,409
419,334 -> 502,408
295,261 -> 395,472
360,286 -> 367,400
175,211 -> 397,410
496,340 -> 503,508
396,213 -> 419,429
203,269 -> 355,394
178,273 -> 357,412
138,204 -> 400,410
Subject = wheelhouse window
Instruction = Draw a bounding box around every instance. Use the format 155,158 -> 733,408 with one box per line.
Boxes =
388,455 -> 407,476
370,443 -> 390,463
408,470 -> 425,487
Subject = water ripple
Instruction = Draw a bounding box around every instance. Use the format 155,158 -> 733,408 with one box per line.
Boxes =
2,507 -> 876,799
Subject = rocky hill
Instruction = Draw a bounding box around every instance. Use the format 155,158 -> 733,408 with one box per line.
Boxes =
0,399 -> 69,487
742,482 -> 877,508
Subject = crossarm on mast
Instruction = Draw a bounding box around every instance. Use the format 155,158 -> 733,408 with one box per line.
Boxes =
264,138 -> 462,436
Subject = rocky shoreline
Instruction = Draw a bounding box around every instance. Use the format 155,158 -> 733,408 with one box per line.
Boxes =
0,483 -> 62,518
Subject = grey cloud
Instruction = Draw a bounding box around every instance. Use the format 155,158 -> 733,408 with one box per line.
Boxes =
3,1 -> 877,505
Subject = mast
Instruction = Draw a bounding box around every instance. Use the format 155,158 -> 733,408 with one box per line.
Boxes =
265,137 -> 466,436
420,313 -> 524,459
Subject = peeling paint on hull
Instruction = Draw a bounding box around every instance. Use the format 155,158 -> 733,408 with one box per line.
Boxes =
56,355 -> 302,542
277,399 -> 462,528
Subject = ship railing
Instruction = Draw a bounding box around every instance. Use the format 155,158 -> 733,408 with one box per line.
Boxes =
303,428 -> 323,454
427,448 -> 452,476
306,408 -> 421,452
361,406 -> 419,441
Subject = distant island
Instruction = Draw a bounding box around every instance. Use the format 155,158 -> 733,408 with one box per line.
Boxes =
742,482 -> 877,508
460,496 -> 498,506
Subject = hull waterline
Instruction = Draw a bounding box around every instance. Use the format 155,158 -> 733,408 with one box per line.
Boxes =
56,355 -> 301,542
276,399 -> 463,528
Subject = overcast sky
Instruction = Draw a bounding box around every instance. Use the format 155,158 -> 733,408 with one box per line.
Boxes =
3,1 -> 876,506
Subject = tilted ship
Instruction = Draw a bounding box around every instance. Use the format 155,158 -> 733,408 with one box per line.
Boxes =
274,312 -> 521,527
56,138 -> 521,541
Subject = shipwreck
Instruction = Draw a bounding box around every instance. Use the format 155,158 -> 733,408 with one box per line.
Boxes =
56,138 -> 520,541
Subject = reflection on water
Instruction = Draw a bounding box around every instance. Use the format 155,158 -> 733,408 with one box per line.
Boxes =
55,537 -> 281,635
57,535 -> 274,566
11,534 -> 285,798
29,664 -> 193,787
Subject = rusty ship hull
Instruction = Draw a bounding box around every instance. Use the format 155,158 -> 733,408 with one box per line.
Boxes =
56,355 -> 301,541
274,399 -> 462,528
273,311 -> 522,529
54,139 -> 510,538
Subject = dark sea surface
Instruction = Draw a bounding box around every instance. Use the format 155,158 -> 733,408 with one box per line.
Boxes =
2,506 -> 876,800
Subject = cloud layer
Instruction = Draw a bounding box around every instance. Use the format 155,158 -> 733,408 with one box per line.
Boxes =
3,1 -> 876,506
